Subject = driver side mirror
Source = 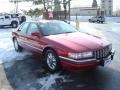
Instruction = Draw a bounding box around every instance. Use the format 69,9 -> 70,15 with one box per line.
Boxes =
31,32 -> 41,38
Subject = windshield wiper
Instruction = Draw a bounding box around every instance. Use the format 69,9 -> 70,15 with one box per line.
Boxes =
65,31 -> 77,34
65,32 -> 73,33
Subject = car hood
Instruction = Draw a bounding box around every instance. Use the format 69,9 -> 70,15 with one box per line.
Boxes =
45,32 -> 110,52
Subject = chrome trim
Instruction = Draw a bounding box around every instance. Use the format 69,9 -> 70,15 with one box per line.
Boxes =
112,49 -> 115,54
59,56 -> 97,64
111,50 -> 115,60
23,43 -> 43,51
94,46 -> 111,58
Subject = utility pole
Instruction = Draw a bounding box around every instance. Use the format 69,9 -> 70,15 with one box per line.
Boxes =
68,0 -> 71,23
9,0 -> 19,13
15,0 -> 18,13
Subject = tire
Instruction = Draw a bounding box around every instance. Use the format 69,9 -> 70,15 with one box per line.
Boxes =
89,19 -> 91,22
13,38 -> 23,52
101,21 -> 103,24
11,22 -> 18,28
97,20 -> 100,23
44,50 -> 61,72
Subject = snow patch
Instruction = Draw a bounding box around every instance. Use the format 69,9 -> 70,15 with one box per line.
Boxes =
0,30 -> 31,64
0,48 -> 31,64
37,73 -> 64,90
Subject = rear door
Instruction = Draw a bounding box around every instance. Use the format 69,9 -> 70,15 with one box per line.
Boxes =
94,16 -> 97,22
98,16 -> 101,21
17,22 -> 30,49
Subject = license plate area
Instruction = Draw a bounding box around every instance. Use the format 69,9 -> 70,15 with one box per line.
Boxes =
101,55 -> 112,66
104,56 -> 112,65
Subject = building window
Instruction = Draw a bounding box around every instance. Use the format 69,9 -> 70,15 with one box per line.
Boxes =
109,10 -> 111,15
102,4 -> 105,8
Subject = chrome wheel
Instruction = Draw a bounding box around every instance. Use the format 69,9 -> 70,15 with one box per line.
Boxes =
97,20 -> 100,23
13,23 -> 17,28
12,23 -> 18,28
44,50 -> 61,72
47,52 -> 57,70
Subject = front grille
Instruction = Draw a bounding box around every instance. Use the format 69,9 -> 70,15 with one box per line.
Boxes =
93,46 -> 110,59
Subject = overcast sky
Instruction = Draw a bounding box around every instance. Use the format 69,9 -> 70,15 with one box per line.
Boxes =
0,0 -> 119,13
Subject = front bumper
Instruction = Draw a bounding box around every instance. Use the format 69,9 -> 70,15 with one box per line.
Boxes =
100,50 -> 115,66
59,51 -> 115,71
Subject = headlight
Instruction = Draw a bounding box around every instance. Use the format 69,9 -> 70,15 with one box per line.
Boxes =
68,52 -> 93,59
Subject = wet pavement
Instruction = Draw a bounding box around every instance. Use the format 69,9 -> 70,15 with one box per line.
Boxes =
0,22 -> 120,90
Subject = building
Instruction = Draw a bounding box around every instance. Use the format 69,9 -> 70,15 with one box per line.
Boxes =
92,0 -> 98,8
70,7 -> 98,16
70,0 -> 99,16
70,0 -> 113,16
101,0 -> 113,16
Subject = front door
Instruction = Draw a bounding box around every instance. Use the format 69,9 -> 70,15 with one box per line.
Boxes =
26,23 -> 43,54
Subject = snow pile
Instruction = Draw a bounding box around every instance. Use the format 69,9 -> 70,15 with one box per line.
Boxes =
0,30 -> 30,64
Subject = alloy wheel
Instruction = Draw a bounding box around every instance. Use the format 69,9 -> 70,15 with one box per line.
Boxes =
46,52 -> 57,70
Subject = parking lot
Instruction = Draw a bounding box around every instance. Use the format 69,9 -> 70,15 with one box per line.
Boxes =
0,22 -> 120,90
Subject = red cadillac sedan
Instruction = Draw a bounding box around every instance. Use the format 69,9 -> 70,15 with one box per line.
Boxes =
12,20 -> 115,72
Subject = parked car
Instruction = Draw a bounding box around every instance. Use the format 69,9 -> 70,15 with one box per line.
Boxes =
0,14 -> 19,28
12,20 -> 114,72
89,16 -> 105,23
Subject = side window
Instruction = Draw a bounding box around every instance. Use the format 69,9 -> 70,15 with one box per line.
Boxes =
5,16 -> 10,19
27,23 -> 39,35
20,23 -> 30,33
11,14 -> 18,18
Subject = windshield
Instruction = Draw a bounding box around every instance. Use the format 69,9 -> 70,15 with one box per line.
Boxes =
39,21 -> 78,36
